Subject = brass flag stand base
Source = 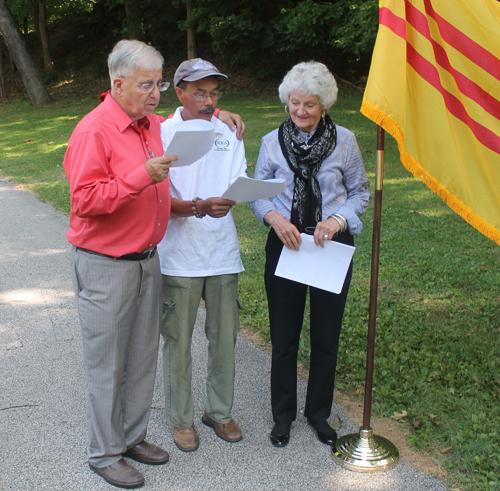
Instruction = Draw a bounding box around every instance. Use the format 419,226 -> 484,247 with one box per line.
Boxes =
332,427 -> 399,473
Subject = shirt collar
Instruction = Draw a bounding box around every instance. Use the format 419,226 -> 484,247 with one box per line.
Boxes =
298,128 -> 316,144
103,93 -> 151,133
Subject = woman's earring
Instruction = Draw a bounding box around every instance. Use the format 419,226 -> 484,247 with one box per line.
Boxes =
284,104 -> 289,114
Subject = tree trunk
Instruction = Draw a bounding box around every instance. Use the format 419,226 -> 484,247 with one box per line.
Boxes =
38,2 -> 54,71
0,0 -> 51,104
0,36 -> 6,99
186,0 -> 196,59
124,0 -> 144,40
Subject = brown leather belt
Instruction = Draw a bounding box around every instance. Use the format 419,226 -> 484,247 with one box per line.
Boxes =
76,247 -> 157,261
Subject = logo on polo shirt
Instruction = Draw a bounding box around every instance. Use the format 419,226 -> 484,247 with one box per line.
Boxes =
214,138 -> 230,151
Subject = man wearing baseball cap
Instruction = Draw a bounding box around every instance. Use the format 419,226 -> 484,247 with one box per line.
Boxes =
157,59 -> 247,452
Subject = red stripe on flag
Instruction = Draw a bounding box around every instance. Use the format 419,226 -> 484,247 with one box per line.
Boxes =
405,1 -> 500,120
380,7 -> 406,39
423,0 -> 500,80
407,43 -> 500,155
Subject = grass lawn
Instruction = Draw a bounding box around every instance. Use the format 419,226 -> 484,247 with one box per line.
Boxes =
1,89 -> 498,491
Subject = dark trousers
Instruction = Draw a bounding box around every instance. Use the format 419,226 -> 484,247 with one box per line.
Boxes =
264,228 -> 353,428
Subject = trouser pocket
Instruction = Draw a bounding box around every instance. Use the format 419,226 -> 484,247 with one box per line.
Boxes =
162,297 -> 178,339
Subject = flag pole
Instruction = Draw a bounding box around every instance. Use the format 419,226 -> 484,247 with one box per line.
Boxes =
332,125 -> 400,472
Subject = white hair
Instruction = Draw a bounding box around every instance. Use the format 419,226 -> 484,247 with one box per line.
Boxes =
108,40 -> 164,87
278,61 -> 338,111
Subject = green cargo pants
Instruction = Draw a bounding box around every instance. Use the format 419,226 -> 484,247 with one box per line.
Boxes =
161,274 -> 240,429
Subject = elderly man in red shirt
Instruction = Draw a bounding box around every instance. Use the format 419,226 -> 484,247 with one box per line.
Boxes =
63,40 -> 174,489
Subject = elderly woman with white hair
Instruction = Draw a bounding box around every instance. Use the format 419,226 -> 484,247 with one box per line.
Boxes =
250,61 -> 370,448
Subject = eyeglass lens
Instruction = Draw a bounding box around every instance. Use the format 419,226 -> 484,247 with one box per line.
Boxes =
182,88 -> 221,101
141,81 -> 170,93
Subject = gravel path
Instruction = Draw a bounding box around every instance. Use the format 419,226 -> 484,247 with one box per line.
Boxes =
0,179 -> 449,491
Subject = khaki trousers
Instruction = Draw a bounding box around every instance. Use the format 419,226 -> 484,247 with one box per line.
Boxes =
161,274 -> 240,429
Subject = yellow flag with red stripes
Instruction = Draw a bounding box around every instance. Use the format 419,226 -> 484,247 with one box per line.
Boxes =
361,0 -> 500,245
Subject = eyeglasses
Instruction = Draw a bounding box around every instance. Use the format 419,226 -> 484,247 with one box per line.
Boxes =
121,77 -> 170,93
180,88 -> 221,102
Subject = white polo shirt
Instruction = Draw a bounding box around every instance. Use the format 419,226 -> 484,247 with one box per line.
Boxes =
157,108 -> 247,277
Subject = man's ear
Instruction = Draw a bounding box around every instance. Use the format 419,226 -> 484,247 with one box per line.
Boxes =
113,77 -> 123,95
175,86 -> 184,104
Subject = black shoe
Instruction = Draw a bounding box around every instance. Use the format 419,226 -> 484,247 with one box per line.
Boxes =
270,424 -> 291,448
316,429 -> 337,446
308,419 -> 338,446
270,432 -> 290,447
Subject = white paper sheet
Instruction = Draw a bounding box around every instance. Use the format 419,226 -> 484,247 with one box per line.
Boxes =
164,119 -> 215,167
275,234 -> 355,294
221,176 -> 286,203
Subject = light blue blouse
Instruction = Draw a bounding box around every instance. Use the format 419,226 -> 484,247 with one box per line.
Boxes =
249,125 -> 371,236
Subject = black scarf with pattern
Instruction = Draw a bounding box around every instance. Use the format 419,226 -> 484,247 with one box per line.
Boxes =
278,114 -> 336,233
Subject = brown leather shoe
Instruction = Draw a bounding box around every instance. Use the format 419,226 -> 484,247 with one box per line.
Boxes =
201,411 -> 242,443
123,441 -> 170,465
174,425 -> 199,452
89,458 -> 144,489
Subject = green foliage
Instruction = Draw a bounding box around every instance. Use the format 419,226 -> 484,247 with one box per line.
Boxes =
187,0 -> 378,80
4,0 -> 378,84
186,0 -> 285,79
289,0 -> 378,66
279,0 -> 378,74
9,0 -> 94,27
281,0 -> 344,49
335,0 -> 379,57
47,0 -> 95,18
8,0 -> 35,23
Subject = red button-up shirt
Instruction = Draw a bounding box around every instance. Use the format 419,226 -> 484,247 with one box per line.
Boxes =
63,94 -> 170,256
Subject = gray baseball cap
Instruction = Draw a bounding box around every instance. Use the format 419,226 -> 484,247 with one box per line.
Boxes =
174,58 -> 227,87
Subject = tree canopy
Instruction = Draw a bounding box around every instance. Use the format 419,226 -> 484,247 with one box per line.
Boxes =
3,0 -> 379,85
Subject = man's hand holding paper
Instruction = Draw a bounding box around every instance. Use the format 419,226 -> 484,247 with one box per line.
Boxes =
197,197 -> 237,218
145,154 -> 178,182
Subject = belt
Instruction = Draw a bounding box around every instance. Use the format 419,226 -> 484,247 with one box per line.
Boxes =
76,247 -> 157,261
